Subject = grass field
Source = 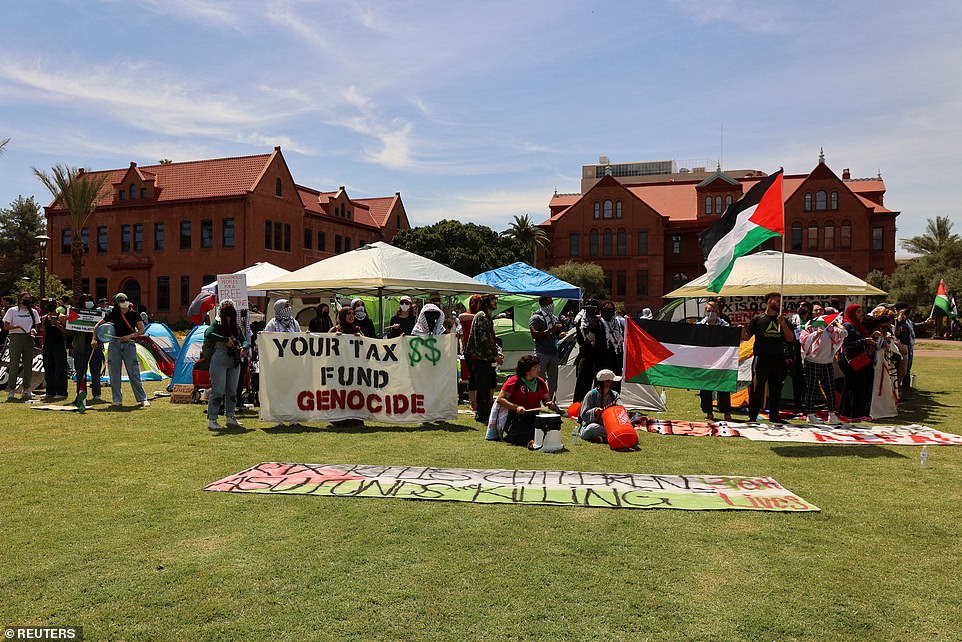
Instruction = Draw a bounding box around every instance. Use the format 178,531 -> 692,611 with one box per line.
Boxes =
2,355 -> 961,641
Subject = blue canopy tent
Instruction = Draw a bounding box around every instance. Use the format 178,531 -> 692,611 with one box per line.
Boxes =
473,262 -> 581,299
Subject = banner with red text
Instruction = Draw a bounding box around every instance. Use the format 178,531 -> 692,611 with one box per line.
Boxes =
257,332 -> 457,424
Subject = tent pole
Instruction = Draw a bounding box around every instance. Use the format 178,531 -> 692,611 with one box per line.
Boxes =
378,287 -> 384,337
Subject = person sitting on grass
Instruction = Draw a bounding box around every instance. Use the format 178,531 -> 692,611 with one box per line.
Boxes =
578,369 -> 622,443
489,354 -> 558,444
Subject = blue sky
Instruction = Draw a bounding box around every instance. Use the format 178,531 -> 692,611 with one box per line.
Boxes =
1,1 -> 959,250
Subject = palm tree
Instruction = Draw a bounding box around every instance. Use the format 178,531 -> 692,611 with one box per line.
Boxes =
501,214 -> 548,266
0,137 -> 9,155
33,164 -> 110,290
901,216 -> 959,255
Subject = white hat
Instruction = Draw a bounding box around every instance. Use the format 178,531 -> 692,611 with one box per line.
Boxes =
596,369 -> 621,382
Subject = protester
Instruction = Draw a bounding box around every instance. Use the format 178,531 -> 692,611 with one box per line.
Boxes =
204,300 -> 247,430
3,292 -> 40,401
638,307 -> 653,320
138,304 -> 150,326
458,294 -> 483,411
412,303 -> 447,336
578,369 -> 622,443
41,299 -> 69,400
788,301 -> 812,411
741,292 -> 794,423
697,301 -> 732,421
330,306 -> 362,335
351,298 -> 376,337
86,298 -> 108,401
573,299 -> 604,402
490,354 -> 558,443
308,303 -> 334,333
264,299 -> 300,333
528,295 -> 563,396
798,312 -> 847,424
598,300 -> 625,389
868,308 -> 903,419
715,297 -> 732,325
894,302 -> 915,391
387,297 -> 416,338
465,293 -> 502,424
92,292 -> 150,408
69,293 -> 99,408
840,304 -> 875,419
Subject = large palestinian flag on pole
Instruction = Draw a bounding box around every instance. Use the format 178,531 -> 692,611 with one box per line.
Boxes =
699,170 -> 784,293
934,279 -> 957,318
625,319 -> 742,392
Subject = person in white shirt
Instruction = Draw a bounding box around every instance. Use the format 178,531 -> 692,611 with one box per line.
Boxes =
3,292 -> 41,400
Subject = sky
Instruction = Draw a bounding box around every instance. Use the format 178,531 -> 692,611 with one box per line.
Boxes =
1,1 -> 960,251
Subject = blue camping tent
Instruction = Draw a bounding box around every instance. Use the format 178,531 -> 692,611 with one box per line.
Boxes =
473,262 -> 581,299
168,324 -> 207,391
144,322 -> 181,361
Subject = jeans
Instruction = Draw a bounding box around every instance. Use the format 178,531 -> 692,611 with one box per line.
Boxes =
207,343 -> 240,422
108,340 -> 147,404
536,351 -> 559,397
579,422 -> 608,443
6,334 -> 35,393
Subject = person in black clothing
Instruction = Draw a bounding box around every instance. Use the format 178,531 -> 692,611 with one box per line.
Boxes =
742,292 -> 794,423
387,296 -> 416,338
70,293 -> 99,409
714,297 -> 732,325
351,298 -> 377,337
308,304 -> 333,333
573,299 -> 604,402
41,299 -> 69,400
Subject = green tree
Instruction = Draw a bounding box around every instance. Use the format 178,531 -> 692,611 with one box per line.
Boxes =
32,164 -> 110,291
501,214 -> 548,266
15,262 -> 71,302
392,219 -> 526,276
900,216 -> 959,255
549,261 -> 606,299
0,196 -> 45,296
158,158 -> 173,165
887,238 -> 962,311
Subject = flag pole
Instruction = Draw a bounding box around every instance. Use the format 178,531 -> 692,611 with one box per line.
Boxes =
779,169 -> 786,316
928,279 -> 939,320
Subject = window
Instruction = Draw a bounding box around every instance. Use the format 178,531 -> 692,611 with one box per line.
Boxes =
95,278 -> 107,302
725,195 -> 733,209
593,202 -> 600,219
140,187 -> 147,199
275,178 -> 282,196
807,223 -> 818,250
815,190 -> 827,210
118,190 -> 125,201
133,224 -> 143,251
589,230 -> 599,257
274,222 -> 282,251
569,233 -> 579,257
202,275 -> 215,286
61,228 -> 71,254
335,235 -> 342,253
318,231 -> 326,251
603,272 -> 612,296
637,231 -> 648,255
616,230 -> 626,256
830,191 -> 839,210
715,196 -> 722,215
824,224 -> 835,250
157,277 -> 170,311
615,201 -> 623,218
304,228 -> 313,250
636,270 -> 649,296
129,184 -> 136,200
672,273 -> 688,289
97,226 -> 107,253
201,219 -> 213,249
671,234 -> 681,255
615,271 -> 626,297
840,222 -> 852,249
62,279 -> 72,292
603,200 -> 613,219
602,230 -> 612,256
81,278 -> 89,295
872,226 -> 884,251
222,218 -> 235,248
180,221 -> 192,249
121,224 -> 131,252
180,276 -> 190,306
283,224 -> 291,252
705,197 -> 712,215
804,192 -> 812,211
343,236 -> 351,252
791,223 -> 802,251
81,227 -> 89,254
154,223 -> 164,251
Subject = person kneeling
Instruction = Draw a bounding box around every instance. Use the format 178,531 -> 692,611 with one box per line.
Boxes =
578,369 -> 621,443
494,354 -> 557,445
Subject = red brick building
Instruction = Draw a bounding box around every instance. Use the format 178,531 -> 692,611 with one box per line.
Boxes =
44,147 -> 410,320
537,157 -> 899,312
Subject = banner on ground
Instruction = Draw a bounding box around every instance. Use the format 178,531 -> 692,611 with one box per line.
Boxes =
642,419 -> 962,445
205,462 -> 820,512
66,308 -> 104,333
257,332 -> 457,424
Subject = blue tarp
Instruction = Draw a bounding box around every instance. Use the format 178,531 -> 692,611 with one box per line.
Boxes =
473,262 -> 581,299
144,322 -> 181,361
168,324 -> 207,391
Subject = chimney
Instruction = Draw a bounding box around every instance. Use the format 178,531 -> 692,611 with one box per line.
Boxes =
130,162 -> 137,168
274,146 -> 281,152
842,168 -> 851,179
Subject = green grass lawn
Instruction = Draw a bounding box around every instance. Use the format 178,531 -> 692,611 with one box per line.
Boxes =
2,356 -> 961,641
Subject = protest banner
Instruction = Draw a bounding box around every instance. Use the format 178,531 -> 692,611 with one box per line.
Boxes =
216,274 -> 249,312
65,308 -> 104,333
257,332 -> 457,424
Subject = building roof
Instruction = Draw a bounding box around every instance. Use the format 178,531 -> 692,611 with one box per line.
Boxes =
353,195 -> 398,227
296,185 -> 382,229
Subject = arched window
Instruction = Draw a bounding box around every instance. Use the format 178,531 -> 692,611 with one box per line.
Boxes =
616,229 -> 626,256
672,273 -> 688,290
602,229 -> 613,256
715,196 -> 722,215
815,190 -> 827,210
615,201 -> 623,218
589,230 -> 599,256
603,200 -> 613,219
725,195 -> 733,209
830,191 -> 838,210
804,192 -> 812,211
807,222 -> 819,250
824,223 -> 835,250
791,223 -> 803,250
705,197 -> 712,215
120,278 -> 141,306
593,202 -> 600,219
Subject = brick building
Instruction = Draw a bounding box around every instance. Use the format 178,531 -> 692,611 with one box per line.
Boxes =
43,147 -> 410,320
537,155 -> 899,312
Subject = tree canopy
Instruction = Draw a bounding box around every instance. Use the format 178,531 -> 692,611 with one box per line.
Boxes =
548,261 -> 606,299
391,219 -> 527,277
900,216 -> 959,255
501,214 -> 548,266
0,196 -> 45,296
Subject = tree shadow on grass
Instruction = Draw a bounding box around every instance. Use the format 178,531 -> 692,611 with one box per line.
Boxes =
261,420 -> 476,435
771,445 -> 908,459
892,388 -> 953,426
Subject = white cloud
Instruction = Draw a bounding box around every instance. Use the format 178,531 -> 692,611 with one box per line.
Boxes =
410,187 -> 553,229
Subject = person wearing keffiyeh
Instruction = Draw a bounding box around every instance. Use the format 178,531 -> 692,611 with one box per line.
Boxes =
598,300 -> 625,390
799,313 -> 847,424
528,295 -> 563,396
264,299 -> 300,333
412,303 -> 447,336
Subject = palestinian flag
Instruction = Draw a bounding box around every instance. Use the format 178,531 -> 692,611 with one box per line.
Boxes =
699,170 -> 784,293
934,279 -> 957,318
625,318 -> 742,392
806,312 -> 842,330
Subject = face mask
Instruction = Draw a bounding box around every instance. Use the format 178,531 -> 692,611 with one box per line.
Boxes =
354,308 -> 367,320
85,300 -> 95,309
400,303 -> 410,312
119,301 -> 130,311
601,309 -> 614,320
22,300 -> 32,307
707,310 -> 717,319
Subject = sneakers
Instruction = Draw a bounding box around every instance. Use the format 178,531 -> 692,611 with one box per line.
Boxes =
141,400 -> 151,408
208,419 -> 222,431
22,392 -> 33,400
484,426 -> 502,441
225,418 -> 244,429
6,392 -> 15,401
112,401 -> 123,407
92,394 -> 102,401
807,413 -> 823,424
53,395 -> 68,400
826,412 -> 841,425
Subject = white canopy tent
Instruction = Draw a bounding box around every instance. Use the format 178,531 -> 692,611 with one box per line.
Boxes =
664,251 -> 887,298
201,262 -> 292,297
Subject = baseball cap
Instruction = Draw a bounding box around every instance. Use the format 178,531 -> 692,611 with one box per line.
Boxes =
596,369 -> 621,382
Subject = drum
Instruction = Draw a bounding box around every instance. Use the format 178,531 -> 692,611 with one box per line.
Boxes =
532,413 -> 564,452
601,405 -> 638,449
95,322 -> 117,343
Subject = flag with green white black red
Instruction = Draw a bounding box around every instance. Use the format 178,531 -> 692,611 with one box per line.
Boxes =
624,319 -> 742,392
934,279 -> 957,318
699,170 -> 784,293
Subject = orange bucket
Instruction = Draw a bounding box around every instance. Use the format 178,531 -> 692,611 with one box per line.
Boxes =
567,402 -> 582,418
602,405 -> 637,449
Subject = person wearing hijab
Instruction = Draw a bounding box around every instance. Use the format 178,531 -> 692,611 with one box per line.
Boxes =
412,303 -> 447,336
639,308 -> 653,320
351,298 -> 376,337
204,300 -> 248,431
308,303 -> 334,333
264,299 -> 300,333
841,304 -> 875,419
92,292 -> 149,408
330,306 -> 362,336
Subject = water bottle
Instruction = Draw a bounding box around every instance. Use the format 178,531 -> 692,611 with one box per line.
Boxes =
920,446 -> 929,468
570,426 -> 580,448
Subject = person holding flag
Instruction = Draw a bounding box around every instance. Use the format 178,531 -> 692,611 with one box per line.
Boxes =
798,311 -> 846,424
741,292 -> 795,423
926,279 -> 957,338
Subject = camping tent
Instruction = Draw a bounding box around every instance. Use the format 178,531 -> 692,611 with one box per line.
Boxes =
98,343 -> 168,382
201,262 -> 292,297
473,262 -> 581,299
143,322 -> 181,361
664,251 -> 887,298
168,324 -> 207,391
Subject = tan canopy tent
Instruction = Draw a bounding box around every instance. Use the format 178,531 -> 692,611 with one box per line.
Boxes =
665,251 -> 887,298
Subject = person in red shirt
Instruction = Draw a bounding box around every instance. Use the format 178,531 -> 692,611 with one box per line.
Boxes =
493,354 -> 559,444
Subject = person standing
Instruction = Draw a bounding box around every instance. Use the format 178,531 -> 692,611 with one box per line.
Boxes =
573,299 -> 604,402
799,313 -> 846,424
598,300 -> 625,391
714,297 -> 732,325
894,302 -> 915,392
528,295 -> 563,396
458,295 -> 483,411
465,294 -> 503,424
412,303 -> 447,336
741,292 -> 794,423
204,300 -> 247,431
41,299 -> 69,400
70,293 -> 99,409
92,292 -> 150,408
264,299 -> 300,333
387,297 -> 416,338
3,292 -> 41,400
308,303 -> 333,333
351,298 -> 377,337
697,301 -> 732,421
840,304 -> 875,419
788,301 -> 812,412
0,295 -> 14,350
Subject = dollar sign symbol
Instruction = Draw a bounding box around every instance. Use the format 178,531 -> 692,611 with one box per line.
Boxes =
407,337 -> 423,367
422,337 -> 441,366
